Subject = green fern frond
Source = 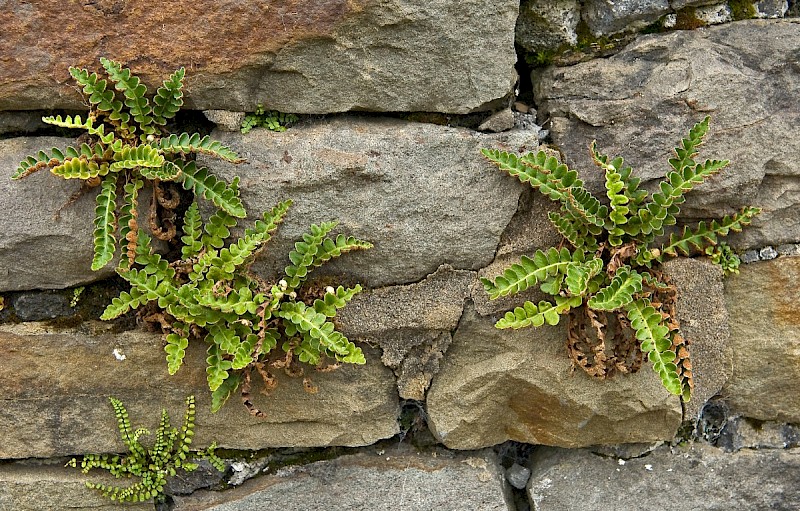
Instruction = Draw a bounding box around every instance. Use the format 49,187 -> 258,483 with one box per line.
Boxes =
481,247 -> 579,300
177,162 -> 247,218
586,266 -> 643,311
152,67 -> 185,125
481,148 -> 584,204
210,373 -> 241,413
68,66 -> 125,122
109,144 -> 165,172
311,235 -> 373,269
241,105 -> 299,134
51,157 -> 110,180
181,202 -> 204,259
165,332 -> 189,375
157,133 -> 242,163
565,258 -> 603,297
669,116 -> 710,174
101,58 -> 155,137
547,211 -> 599,252
495,295 -> 582,329
206,342 -> 233,392
625,298 -> 682,396
279,301 -> 365,363
284,222 -> 338,291
13,147 -> 75,179
656,207 -> 761,261
100,288 -> 150,320
196,286 -> 265,315
565,187 -> 609,229
313,285 -> 362,317
200,206 -> 239,251
91,175 -> 118,271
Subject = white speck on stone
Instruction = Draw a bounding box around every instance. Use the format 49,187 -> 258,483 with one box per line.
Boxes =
618,459 -> 626,465
667,468 -> 673,472
759,246 -> 778,260
112,348 -> 126,361
644,464 -> 653,471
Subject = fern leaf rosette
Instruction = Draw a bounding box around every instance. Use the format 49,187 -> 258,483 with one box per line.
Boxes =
481,117 -> 760,400
11,58 -> 243,270
102,199 -> 372,415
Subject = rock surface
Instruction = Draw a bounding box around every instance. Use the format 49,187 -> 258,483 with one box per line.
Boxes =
199,116 -> 539,288
0,322 -> 399,459
534,20 -> 800,249
516,0 -> 581,52
426,305 -> 682,450
527,443 -> 800,510
338,265 -> 475,400
0,462 -> 152,511
720,257 -> 800,422
172,449 -> 513,511
0,137 -> 115,292
0,0 -> 517,114
582,0 -> 669,36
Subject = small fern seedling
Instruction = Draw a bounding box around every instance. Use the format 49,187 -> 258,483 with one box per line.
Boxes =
481,117 -> 760,400
67,395 -> 224,504
241,105 -> 298,134
12,58 -> 245,271
101,196 -> 372,415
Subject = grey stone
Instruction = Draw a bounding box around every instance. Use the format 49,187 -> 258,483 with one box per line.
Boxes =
696,3 -> 733,24
759,246 -> 779,260
534,20 -> 800,250
721,258 -> 800,422
777,244 -> 800,256
172,449 -> 513,511
0,1 -> 517,114
527,443 -> 800,510
338,265 -> 473,400
516,0 -> 581,52
514,112 -> 543,132
204,111 -> 247,132
588,442 -> 663,459
506,463 -> 532,490
479,109 -> 516,133
0,461 -> 152,511
12,291 -> 73,321
426,305 -> 682,450
198,116 -> 540,288
741,249 -> 760,263
756,0 -> 789,17
0,322 -> 399,459
661,258 -> 729,421
0,111 -> 48,135
716,416 -> 800,452
582,0 -> 670,36
165,459 -> 230,496
0,137 -> 115,292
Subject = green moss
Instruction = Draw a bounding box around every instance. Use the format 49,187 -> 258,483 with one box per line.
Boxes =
674,8 -> 707,30
729,0 -> 757,19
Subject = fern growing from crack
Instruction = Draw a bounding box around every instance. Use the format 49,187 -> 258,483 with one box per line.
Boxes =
11,58 -> 243,271
102,198 -> 372,415
241,105 -> 298,134
481,116 -> 760,400
67,395 -> 224,504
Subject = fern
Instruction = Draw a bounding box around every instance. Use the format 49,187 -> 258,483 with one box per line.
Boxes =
11,58 -> 244,270
91,175 -> 118,271
241,105 -> 298,134
481,116 -> 760,400
67,396 -> 223,504
102,201 -> 371,413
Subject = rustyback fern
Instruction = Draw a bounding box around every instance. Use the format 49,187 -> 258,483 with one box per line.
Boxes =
481,117 -> 761,400
241,104 -> 298,134
67,396 -> 224,504
102,198 -> 372,415
12,58 -> 243,270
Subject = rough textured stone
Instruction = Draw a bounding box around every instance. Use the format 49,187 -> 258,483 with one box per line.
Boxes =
535,20 -> 800,249
198,116 -> 539,288
0,137 -> 115,292
0,111 -> 48,135
516,0 -> 581,52
173,449 -> 513,510
716,416 -> 800,452
203,110 -> 247,132
527,443 -> 800,510
661,258 -> 728,421
582,0 -> 670,36
426,305 -> 682,450
12,291 -> 73,321
0,462 -> 153,511
478,108 -> 516,133
0,1 -> 517,114
338,265 -> 474,400
721,257 -> 800,422
0,322 -> 399,459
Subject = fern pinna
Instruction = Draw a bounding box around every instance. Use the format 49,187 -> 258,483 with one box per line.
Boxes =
481,117 -> 760,400
101,197 -> 372,415
11,58 -> 244,271
67,396 -> 224,504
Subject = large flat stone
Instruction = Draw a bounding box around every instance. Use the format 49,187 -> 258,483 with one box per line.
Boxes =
527,443 -> 800,510
426,305 -> 682,450
199,116 -> 539,288
721,257 -> 800,422
0,322 -> 399,459
0,462 -> 152,511
0,0 -> 517,114
173,449 -> 513,510
534,20 -> 800,249
0,137 -> 114,292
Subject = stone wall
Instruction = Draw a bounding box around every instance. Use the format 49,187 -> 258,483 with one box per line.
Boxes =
0,2 -> 798,509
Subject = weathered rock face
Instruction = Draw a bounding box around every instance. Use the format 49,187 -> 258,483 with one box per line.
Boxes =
426,305 -> 683,450
0,0 -> 517,114
516,0 -> 581,52
721,257 -> 800,422
582,0 -> 669,36
338,265 -> 475,400
173,450 -> 513,511
534,20 -> 800,249
0,137 -> 115,292
199,117 -> 539,288
0,322 -> 399,459
527,443 -> 800,510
